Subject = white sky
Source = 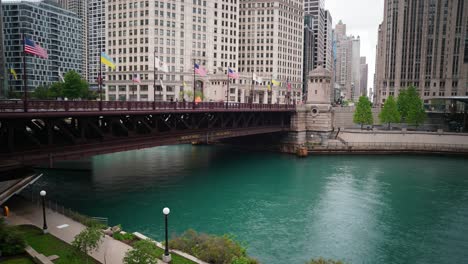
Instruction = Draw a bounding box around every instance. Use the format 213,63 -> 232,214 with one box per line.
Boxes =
325,0 -> 385,91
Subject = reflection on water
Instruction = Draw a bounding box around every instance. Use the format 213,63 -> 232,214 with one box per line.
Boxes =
36,146 -> 468,264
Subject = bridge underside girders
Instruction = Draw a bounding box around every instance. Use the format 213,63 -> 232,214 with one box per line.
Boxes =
0,111 -> 290,161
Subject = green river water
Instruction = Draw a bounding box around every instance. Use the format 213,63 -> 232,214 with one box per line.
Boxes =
34,145 -> 468,264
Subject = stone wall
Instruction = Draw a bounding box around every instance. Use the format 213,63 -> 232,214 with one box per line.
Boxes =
333,107 -> 380,128
339,130 -> 468,146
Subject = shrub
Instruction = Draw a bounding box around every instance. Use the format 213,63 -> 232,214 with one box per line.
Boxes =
0,219 -> 26,256
113,232 -> 135,242
72,225 -> 104,262
307,258 -> 345,264
123,239 -> 159,264
169,229 -> 258,264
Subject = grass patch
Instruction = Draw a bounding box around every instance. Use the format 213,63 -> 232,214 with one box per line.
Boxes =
16,225 -> 98,264
1,256 -> 35,264
152,245 -> 197,264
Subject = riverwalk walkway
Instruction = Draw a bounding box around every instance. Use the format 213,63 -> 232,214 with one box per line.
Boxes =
4,196 -> 164,264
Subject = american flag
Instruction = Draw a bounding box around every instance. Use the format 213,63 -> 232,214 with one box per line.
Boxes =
194,63 -> 207,77
24,38 -> 48,59
132,74 -> 141,83
228,68 -> 239,79
287,79 -> 292,91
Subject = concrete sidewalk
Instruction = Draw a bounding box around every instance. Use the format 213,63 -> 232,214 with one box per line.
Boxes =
4,196 -> 160,264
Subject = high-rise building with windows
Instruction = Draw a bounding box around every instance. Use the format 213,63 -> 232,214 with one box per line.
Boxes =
304,0 -> 333,72
105,0 -> 239,102
0,0 -> 6,97
351,36 -> 360,101
360,56 -> 368,97
239,0 -> 304,104
1,1 -> 82,93
88,0 -> 105,87
303,15 -> 315,99
374,0 -> 468,106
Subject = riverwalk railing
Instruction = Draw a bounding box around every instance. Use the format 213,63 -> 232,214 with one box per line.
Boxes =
19,187 -> 108,227
0,100 -> 296,113
311,142 -> 468,152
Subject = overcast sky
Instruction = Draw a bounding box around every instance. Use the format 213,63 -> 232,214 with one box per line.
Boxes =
325,0 -> 384,91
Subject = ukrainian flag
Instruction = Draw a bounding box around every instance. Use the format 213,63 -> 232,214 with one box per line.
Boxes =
272,79 -> 281,86
101,52 -> 116,70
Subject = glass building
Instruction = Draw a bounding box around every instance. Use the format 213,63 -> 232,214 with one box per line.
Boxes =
2,0 -> 83,92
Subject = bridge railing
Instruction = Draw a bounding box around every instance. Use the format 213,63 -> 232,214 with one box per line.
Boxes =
0,100 -> 296,112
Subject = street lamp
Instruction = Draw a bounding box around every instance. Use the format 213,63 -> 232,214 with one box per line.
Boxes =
40,190 -> 48,234
162,207 -> 171,263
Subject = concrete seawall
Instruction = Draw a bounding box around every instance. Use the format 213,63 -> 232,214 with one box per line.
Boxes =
309,130 -> 468,155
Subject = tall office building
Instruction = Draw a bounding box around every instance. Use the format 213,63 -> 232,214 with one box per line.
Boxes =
0,0 -> 6,98
303,15 -> 315,99
351,36 -> 360,101
360,56 -> 368,97
105,0 -> 239,102
61,0 -> 88,81
334,20 -> 361,100
239,0 -> 304,104
88,0 -> 105,87
2,1 -> 82,93
304,0 -> 333,71
374,0 -> 468,106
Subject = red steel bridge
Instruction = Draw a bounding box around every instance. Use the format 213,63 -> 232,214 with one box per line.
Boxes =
0,100 -> 295,165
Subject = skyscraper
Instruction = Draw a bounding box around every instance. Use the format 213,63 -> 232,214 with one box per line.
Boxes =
87,0 -> 105,87
374,0 -> 468,106
0,0 -> 6,98
303,15 -> 316,99
105,0 -> 239,102
239,0 -> 304,104
2,1 -> 83,92
304,0 -> 333,71
360,56 -> 368,97
333,20 -> 360,101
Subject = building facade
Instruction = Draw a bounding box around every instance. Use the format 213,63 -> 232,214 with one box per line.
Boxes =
2,1 -> 83,92
304,0 -> 333,72
374,0 -> 468,106
303,15 -> 315,100
105,0 -> 239,102
239,0 -> 304,104
351,36 -> 360,101
0,0 -> 6,97
360,56 -> 368,97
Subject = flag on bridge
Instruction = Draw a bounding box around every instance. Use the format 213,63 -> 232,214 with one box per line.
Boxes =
271,79 -> 281,87
287,79 -> 292,91
194,63 -> 207,77
252,73 -> 262,84
228,68 -> 239,79
101,52 -> 116,70
24,38 -> 48,59
10,68 -> 18,80
132,73 -> 141,83
155,57 -> 169,73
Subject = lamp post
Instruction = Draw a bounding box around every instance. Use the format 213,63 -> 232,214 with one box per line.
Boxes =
40,190 -> 48,234
162,207 -> 171,263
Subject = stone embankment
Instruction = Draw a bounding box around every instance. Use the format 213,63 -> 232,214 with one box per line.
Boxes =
310,129 -> 468,154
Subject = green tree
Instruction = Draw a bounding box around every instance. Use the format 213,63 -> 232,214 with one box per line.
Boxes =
0,218 -> 26,256
379,95 -> 400,129
32,85 -> 50,99
307,258 -> 345,264
62,70 -> 90,99
71,226 -> 103,263
123,239 -> 159,264
48,82 -> 63,99
406,95 -> 426,127
396,88 -> 409,120
353,96 -> 374,129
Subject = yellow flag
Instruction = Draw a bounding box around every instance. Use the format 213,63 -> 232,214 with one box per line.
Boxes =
183,81 -> 187,87
10,68 -> 18,80
272,79 -> 281,86
267,85 -> 271,91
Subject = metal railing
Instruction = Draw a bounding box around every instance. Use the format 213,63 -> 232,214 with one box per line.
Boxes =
19,186 -> 108,227
312,141 -> 468,152
0,100 -> 296,113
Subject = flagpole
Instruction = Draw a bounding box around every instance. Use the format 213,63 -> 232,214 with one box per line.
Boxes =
22,32 -> 28,112
192,59 -> 195,109
153,48 -> 156,105
250,71 -> 253,104
132,75 -> 135,101
99,49 -> 103,111
226,68 -> 229,109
